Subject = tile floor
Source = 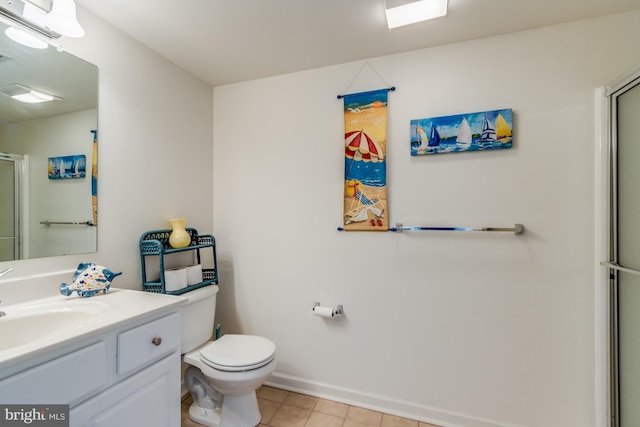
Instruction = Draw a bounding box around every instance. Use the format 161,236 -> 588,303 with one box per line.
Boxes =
181,385 -> 441,427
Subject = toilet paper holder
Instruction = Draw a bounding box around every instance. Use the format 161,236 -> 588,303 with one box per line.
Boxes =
313,302 -> 343,315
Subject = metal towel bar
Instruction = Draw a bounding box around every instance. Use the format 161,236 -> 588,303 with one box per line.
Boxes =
338,223 -> 525,235
390,223 -> 525,235
600,261 -> 640,277
40,220 -> 94,226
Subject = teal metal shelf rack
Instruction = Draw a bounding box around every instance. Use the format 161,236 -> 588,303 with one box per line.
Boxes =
139,228 -> 218,295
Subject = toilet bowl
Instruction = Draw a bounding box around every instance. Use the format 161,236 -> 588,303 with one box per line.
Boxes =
184,335 -> 277,427
180,285 -> 277,427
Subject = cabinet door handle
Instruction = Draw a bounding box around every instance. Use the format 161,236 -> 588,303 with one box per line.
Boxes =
151,337 -> 163,346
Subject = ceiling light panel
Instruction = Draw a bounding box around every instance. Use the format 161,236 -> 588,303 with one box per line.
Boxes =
384,0 -> 448,30
0,83 -> 61,103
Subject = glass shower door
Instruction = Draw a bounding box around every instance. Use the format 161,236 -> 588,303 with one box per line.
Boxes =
614,77 -> 640,427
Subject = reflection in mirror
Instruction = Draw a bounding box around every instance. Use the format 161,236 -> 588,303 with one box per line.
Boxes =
0,20 -> 98,261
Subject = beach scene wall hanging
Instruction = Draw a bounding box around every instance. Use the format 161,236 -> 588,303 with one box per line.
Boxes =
91,130 -> 98,225
342,88 -> 388,231
411,108 -> 513,156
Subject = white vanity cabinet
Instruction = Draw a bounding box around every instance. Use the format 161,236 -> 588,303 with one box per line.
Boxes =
0,308 -> 182,427
69,353 -> 179,427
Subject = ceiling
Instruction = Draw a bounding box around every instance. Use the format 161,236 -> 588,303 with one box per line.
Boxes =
76,0 -> 640,87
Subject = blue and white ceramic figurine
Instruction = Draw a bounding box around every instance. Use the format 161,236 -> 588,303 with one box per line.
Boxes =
59,263 -> 122,298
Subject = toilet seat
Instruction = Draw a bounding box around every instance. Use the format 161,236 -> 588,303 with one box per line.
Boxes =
199,334 -> 276,372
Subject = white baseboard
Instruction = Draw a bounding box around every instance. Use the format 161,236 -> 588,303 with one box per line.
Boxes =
265,371 -> 523,427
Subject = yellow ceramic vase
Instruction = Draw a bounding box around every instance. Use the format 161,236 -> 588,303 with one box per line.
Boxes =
168,218 -> 190,248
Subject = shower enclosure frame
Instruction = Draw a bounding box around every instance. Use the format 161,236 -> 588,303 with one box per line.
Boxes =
596,67 -> 640,427
0,152 -> 28,260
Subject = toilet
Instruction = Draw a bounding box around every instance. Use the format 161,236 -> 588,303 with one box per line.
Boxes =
181,285 -> 277,427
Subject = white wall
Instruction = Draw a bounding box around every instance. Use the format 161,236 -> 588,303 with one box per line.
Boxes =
212,11 -> 640,427
0,8 -> 213,279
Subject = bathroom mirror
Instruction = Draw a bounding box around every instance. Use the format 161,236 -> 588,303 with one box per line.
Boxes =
0,21 -> 98,261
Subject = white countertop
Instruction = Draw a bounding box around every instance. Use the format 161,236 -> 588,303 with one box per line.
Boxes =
0,288 -> 186,371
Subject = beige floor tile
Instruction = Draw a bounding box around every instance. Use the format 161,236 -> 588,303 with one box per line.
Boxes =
258,398 -> 282,424
180,398 -> 196,427
181,386 -> 436,427
344,419 -> 381,427
305,411 -> 345,427
314,399 -> 350,418
258,386 -> 291,403
180,411 -> 195,427
180,406 -> 201,427
285,392 -> 319,410
346,406 -> 382,426
381,413 -> 419,427
269,404 -> 313,427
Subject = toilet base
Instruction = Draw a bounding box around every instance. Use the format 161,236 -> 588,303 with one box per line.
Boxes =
188,391 -> 261,427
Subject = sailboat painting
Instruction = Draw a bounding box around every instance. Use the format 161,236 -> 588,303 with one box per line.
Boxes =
48,155 -> 86,179
410,108 -> 513,156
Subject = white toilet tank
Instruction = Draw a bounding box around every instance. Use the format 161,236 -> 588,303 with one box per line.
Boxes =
180,284 -> 219,353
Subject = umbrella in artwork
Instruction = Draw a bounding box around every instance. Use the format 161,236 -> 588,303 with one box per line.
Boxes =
344,130 -> 384,163
343,130 -> 386,227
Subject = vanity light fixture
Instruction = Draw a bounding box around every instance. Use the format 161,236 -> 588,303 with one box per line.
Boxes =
0,1 -> 57,40
384,0 -> 448,30
4,26 -> 48,49
41,0 -> 84,38
0,0 -> 84,43
0,84 -> 62,103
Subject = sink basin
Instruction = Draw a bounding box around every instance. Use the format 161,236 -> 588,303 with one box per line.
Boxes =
0,280 -> 185,371
0,300 -> 109,351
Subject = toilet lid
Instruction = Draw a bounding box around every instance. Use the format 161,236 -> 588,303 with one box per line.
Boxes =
200,334 -> 276,372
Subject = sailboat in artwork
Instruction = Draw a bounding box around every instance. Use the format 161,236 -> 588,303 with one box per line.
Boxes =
495,113 -> 512,143
415,125 -> 440,151
428,124 -> 440,148
415,126 -> 429,151
456,117 -> 472,148
59,158 -> 66,178
476,116 -> 497,146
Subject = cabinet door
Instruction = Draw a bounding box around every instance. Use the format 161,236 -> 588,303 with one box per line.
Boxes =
70,353 -> 180,427
0,341 -> 107,405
